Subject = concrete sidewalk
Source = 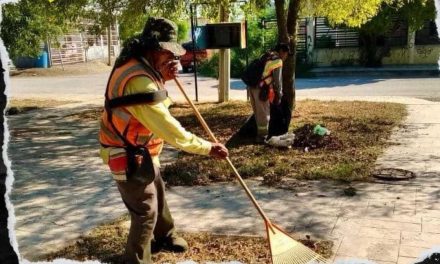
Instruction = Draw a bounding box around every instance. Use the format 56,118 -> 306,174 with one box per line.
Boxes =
165,98 -> 440,264
8,97 -> 440,263
310,65 -> 440,78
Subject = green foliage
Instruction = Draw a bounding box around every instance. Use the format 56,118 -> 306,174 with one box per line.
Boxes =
357,0 -> 436,66
198,6 -> 278,78
393,0 -> 436,31
230,52 -> 246,78
84,0 -> 128,36
0,0 -> 82,60
118,15 -> 189,44
122,0 -> 188,22
118,13 -> 148,43
198,53 -> 219,78
176,20 -> 190,43
117,1 -> 190,43
311,0 -> 384,28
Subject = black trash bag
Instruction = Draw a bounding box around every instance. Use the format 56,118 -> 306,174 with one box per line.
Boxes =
237,114 -> 258,138
268,99 -> 292,138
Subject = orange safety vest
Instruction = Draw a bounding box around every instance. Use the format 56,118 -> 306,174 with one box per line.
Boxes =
99,58 -> 164,158
260,54 -> 283,103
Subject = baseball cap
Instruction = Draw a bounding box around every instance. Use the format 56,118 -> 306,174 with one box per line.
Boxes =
141,17 -> 186,56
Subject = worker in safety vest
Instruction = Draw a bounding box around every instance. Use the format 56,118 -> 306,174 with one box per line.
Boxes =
247,43 -> 290,143
99,17 -> 228,264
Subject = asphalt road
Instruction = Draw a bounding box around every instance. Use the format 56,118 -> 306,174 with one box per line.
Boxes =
9,72 -> 440,103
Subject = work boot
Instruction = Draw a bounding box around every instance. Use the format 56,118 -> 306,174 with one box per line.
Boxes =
152,233 -> 189,253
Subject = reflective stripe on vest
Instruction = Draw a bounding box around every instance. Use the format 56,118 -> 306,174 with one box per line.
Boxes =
261,58 -> 282,86
99,58 -> 164,156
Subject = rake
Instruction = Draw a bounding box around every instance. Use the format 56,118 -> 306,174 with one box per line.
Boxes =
173,78 -> 329,264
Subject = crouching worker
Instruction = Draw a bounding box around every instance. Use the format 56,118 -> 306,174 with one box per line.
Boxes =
99,17 -> 228,264
241,43 -> 290,143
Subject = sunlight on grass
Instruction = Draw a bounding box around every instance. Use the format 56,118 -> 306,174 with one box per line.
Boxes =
164,100 -> 407,185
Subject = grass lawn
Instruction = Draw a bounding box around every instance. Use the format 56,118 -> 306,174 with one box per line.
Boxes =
42,216 -> 333,263
164,100 -> 407,186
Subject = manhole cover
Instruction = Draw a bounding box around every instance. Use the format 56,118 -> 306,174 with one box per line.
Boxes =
372,168 -> 416,181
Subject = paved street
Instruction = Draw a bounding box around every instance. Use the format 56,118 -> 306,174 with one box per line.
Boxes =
7,72 -> 440,263
10,73 -> 440,103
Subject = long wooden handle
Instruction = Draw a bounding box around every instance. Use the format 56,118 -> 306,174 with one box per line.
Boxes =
173,77 -> 273,227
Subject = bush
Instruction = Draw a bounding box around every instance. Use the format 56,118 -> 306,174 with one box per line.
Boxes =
198,51 -> 246,79
198,53 -> 219,78
230,51 -> 246,78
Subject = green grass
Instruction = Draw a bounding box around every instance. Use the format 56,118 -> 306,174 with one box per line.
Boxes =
163,100 -> 407,186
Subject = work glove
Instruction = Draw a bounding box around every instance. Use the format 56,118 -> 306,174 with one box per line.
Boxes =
209,143 -> 229,159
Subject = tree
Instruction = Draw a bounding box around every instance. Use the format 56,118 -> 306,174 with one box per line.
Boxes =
0,0 -> 85,61
126,0 -> 385,121
271,0 -> 386,134
84,0 -> 130,65
357,0 -> 436,66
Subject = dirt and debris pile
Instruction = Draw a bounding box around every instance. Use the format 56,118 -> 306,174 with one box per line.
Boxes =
292,124 -> 343,150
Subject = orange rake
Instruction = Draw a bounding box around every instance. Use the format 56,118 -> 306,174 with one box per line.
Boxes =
174,78 -> 329,264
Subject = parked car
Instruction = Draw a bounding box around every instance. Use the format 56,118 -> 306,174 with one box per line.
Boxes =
180,42 -> 209,73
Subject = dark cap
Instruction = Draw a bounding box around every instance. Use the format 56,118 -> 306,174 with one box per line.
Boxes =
141,17 -> 186,56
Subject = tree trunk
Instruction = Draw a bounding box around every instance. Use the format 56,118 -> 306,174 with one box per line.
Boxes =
270,0 -> 301,136
274,0 -> 300,112
284,0 -> 300,112
275,0 -> 288,43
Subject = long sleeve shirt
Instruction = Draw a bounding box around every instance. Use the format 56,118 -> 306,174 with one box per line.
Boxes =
261,56 -> 283,100
100,76 -> 212,167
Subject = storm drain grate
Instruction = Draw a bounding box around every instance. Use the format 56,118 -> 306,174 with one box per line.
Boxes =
372,168 -> 416,181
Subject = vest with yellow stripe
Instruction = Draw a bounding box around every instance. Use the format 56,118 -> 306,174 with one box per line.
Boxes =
261,54 -> 283,86
99,58 -> 165,157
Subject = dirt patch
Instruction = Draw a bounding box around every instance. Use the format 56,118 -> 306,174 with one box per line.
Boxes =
10,60 -> 112,78
41,216 -> 333,263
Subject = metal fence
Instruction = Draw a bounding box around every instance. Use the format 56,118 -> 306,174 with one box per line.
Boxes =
314,17 -> 410,49
49,22 -> 120,66
296,18 -> 307,61
314,17 -> 359,48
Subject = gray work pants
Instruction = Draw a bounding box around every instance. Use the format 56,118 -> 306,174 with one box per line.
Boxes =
116,168 -> 175,264
248,87 -> 270,137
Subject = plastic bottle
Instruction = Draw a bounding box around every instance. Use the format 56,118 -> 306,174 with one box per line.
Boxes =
313,124 -> 330,136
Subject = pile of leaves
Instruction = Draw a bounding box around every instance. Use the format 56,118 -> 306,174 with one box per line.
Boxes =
42,216 -> 333,263
292,124 -> 343,151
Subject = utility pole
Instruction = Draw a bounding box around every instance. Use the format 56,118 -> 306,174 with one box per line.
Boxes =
218,1 -> 230,102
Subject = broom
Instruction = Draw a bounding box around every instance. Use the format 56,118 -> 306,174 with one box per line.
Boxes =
173,78 -> 329,264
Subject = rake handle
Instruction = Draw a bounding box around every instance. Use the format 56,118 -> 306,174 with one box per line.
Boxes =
173,77 -> 273,226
